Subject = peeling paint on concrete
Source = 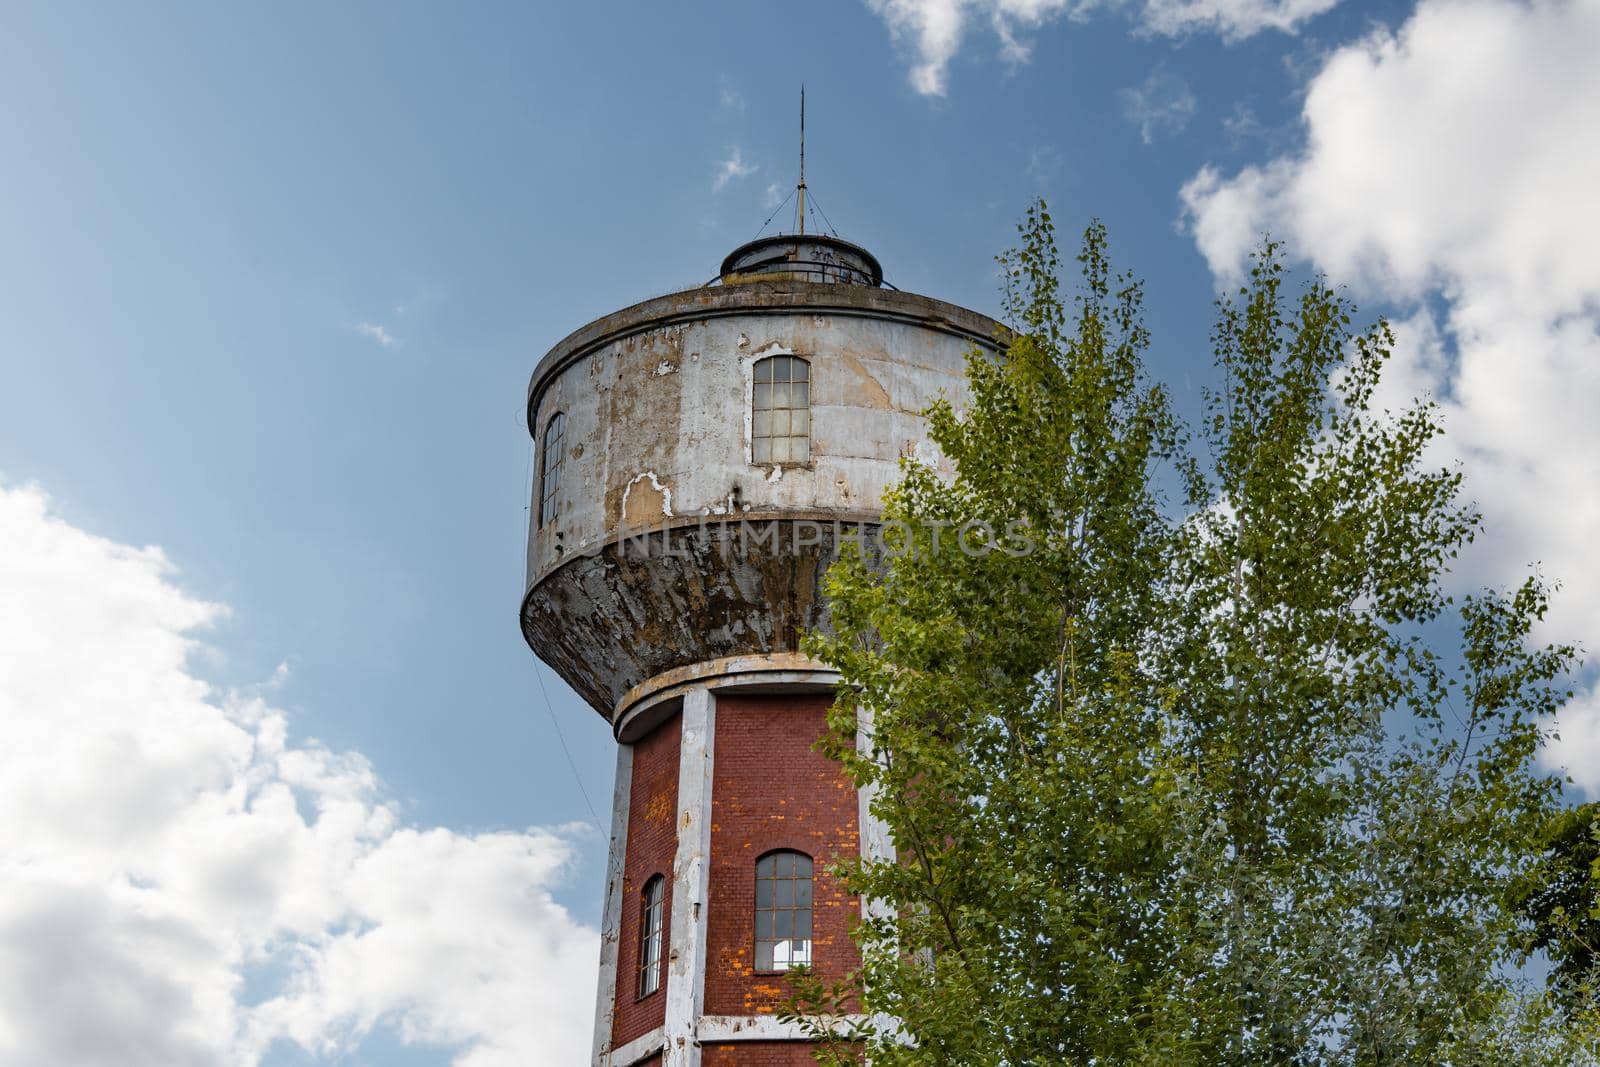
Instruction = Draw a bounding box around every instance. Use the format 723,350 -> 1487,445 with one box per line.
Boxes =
621,471 -> 674,527
840,350 -> 892,410
699,489 -> 741,517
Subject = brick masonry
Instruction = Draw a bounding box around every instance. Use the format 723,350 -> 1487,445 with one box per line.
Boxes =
703,692 -> 861,1019
701,1042 -> 823,1065
603,691 -> 862,1062
612,712 -> 682,1049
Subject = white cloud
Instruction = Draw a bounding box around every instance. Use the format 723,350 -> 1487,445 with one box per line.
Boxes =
1178,0 -> 1600,791
354,322 -> 396,347
868,0 -> 970,95
866,0 -> 1336,95
712,147 -> 757,192
1140,0 -> 1338,37
0,482 -> 597,1066
1119,67 -> 1198,143
1550,687 -> 1600,793
719,77 -> 746,113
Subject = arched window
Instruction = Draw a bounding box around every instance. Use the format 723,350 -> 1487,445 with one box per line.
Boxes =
538,412 -> 565,527
751,355 -> 810,465
755,850 -> 813,971
638,874 -> 665,997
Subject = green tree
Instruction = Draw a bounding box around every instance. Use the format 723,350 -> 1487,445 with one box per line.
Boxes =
787,203 -> 1591,1065
1512,803 -> 1600,1019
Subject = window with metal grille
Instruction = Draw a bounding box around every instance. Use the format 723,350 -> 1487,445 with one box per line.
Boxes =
538,412 -> 565,527
751,355 -> 810,465
638,874 -> 665,998
755,850 -> 813,971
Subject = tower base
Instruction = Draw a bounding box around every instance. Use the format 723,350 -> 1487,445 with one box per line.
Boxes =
591,659 -> 887,1066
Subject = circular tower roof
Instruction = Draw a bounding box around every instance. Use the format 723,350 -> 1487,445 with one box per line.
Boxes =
718,234 -> 883,287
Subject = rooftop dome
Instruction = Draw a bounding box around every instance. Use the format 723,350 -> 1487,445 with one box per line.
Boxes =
718,234 -> 883,287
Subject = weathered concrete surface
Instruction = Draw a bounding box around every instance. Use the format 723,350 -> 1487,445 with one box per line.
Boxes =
604,1027 -> 663,1067
521,278 -> 1003,719
521,516 -> 869,716
525,284 -> 1000,579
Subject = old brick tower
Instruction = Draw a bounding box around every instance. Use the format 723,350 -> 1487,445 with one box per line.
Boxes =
520,232 -> 1001,1065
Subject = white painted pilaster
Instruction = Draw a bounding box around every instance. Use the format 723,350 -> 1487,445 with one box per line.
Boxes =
857,703 -> 896,923
593,743 -> 634,1066
608,1027 -> 664,1067
856,702 -> 904,1059
662,686 -> 716,1066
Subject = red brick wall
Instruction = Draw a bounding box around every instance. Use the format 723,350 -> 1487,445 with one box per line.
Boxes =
704,693 -> 860,1018
702,1042 -> 830,1065
611,712 -> 681,1049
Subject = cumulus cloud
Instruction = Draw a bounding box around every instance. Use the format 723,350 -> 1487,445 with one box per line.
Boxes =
867,0 -> 969,95
866,0 -> 1336,95
0,482 -> 597,1065
712,147 -> 757,192
1178,0 -> 1600,790
1119,67 -> 1198,143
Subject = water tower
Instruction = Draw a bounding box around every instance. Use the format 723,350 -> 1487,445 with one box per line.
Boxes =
521,218 -> 1002,1063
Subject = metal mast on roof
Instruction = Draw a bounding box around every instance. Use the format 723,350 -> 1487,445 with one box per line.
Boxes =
797,86 -> 806,236
749,87 -> 844,246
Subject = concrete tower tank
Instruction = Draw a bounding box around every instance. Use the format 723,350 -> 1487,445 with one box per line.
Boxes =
521,232 -> 1002,1065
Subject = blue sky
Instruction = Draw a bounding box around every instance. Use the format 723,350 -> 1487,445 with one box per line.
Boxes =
3,1 -> 1597,1063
